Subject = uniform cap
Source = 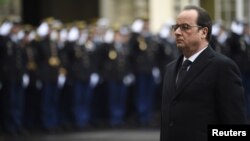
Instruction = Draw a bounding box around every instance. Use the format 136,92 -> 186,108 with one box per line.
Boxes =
68,27 -> 79,41
0,21 -> 13,36
104,29 -> 114,43
131,19 -> 144,33
230,20 -> 244,35
37,22 -> 49,37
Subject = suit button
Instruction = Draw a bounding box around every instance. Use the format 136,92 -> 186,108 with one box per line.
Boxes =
169,121 -> 174,127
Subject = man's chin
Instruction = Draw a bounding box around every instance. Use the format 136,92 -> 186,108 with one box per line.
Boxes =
176,44 -> 184,49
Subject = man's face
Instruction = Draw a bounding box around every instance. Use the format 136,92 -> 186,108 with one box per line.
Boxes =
173,9 -> 204,51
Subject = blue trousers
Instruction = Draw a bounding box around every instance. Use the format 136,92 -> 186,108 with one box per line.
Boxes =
3,82 -> 24,133
134,74 -> 156,124
107,81 -> 128,125
72,80 -> 93,128
41,82 -> 60,129
23,84 -> 41,130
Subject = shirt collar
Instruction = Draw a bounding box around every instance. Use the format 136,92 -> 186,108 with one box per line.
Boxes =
183,46 -> 208,62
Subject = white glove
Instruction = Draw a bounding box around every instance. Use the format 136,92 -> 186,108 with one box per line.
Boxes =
22,74 -> 30,88
152,67 -> 161,84
57,74 -> 66,89
123,73 -> 135,86
90,73 -> 99,87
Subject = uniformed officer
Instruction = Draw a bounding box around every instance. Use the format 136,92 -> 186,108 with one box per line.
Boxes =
0,21 -> 27,134
129,19 -> 159,125
210,22 -> 229,55
22,25 -> 42,132
241,22 -> 250,122
100,28 -> 132,127
63,23 -> 100,129
225,20 -> 250,121
36,19 -> 63,132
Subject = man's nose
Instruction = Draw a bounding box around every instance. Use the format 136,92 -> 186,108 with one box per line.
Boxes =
174,27 -> 182,35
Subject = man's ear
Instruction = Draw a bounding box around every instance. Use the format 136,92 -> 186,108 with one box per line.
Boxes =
202,27 -> 208,38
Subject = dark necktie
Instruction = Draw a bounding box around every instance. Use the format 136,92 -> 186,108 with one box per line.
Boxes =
176,60 -> 192,88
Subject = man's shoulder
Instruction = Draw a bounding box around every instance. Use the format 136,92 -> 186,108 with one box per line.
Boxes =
213,51 -> 234,64
212,51 -> 239,70
166,59 -> 178,68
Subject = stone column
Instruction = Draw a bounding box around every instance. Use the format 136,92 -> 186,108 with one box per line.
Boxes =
99,0 -> 115,22
133,0 -> 148,19
236,0 -> 244,21
149,0 -> 174,33
114,0 -> 133,27
0,0 -> 21,21
100,0 -> 134,28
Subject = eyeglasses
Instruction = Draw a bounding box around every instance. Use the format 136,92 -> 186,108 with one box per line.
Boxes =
171,24 -> 202,31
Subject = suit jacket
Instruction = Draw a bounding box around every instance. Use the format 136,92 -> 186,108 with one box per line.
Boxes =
160,46 -> 247,141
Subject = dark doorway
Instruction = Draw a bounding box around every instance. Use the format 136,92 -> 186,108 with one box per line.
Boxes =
22,0 -> 99,26
22,0 -> 41,25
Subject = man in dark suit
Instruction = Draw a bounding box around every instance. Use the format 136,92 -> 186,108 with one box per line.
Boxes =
160,5 -> 247,141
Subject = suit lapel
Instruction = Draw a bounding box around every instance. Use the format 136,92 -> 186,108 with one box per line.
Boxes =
172,46 -> 215,100
165,55 -> 183,99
